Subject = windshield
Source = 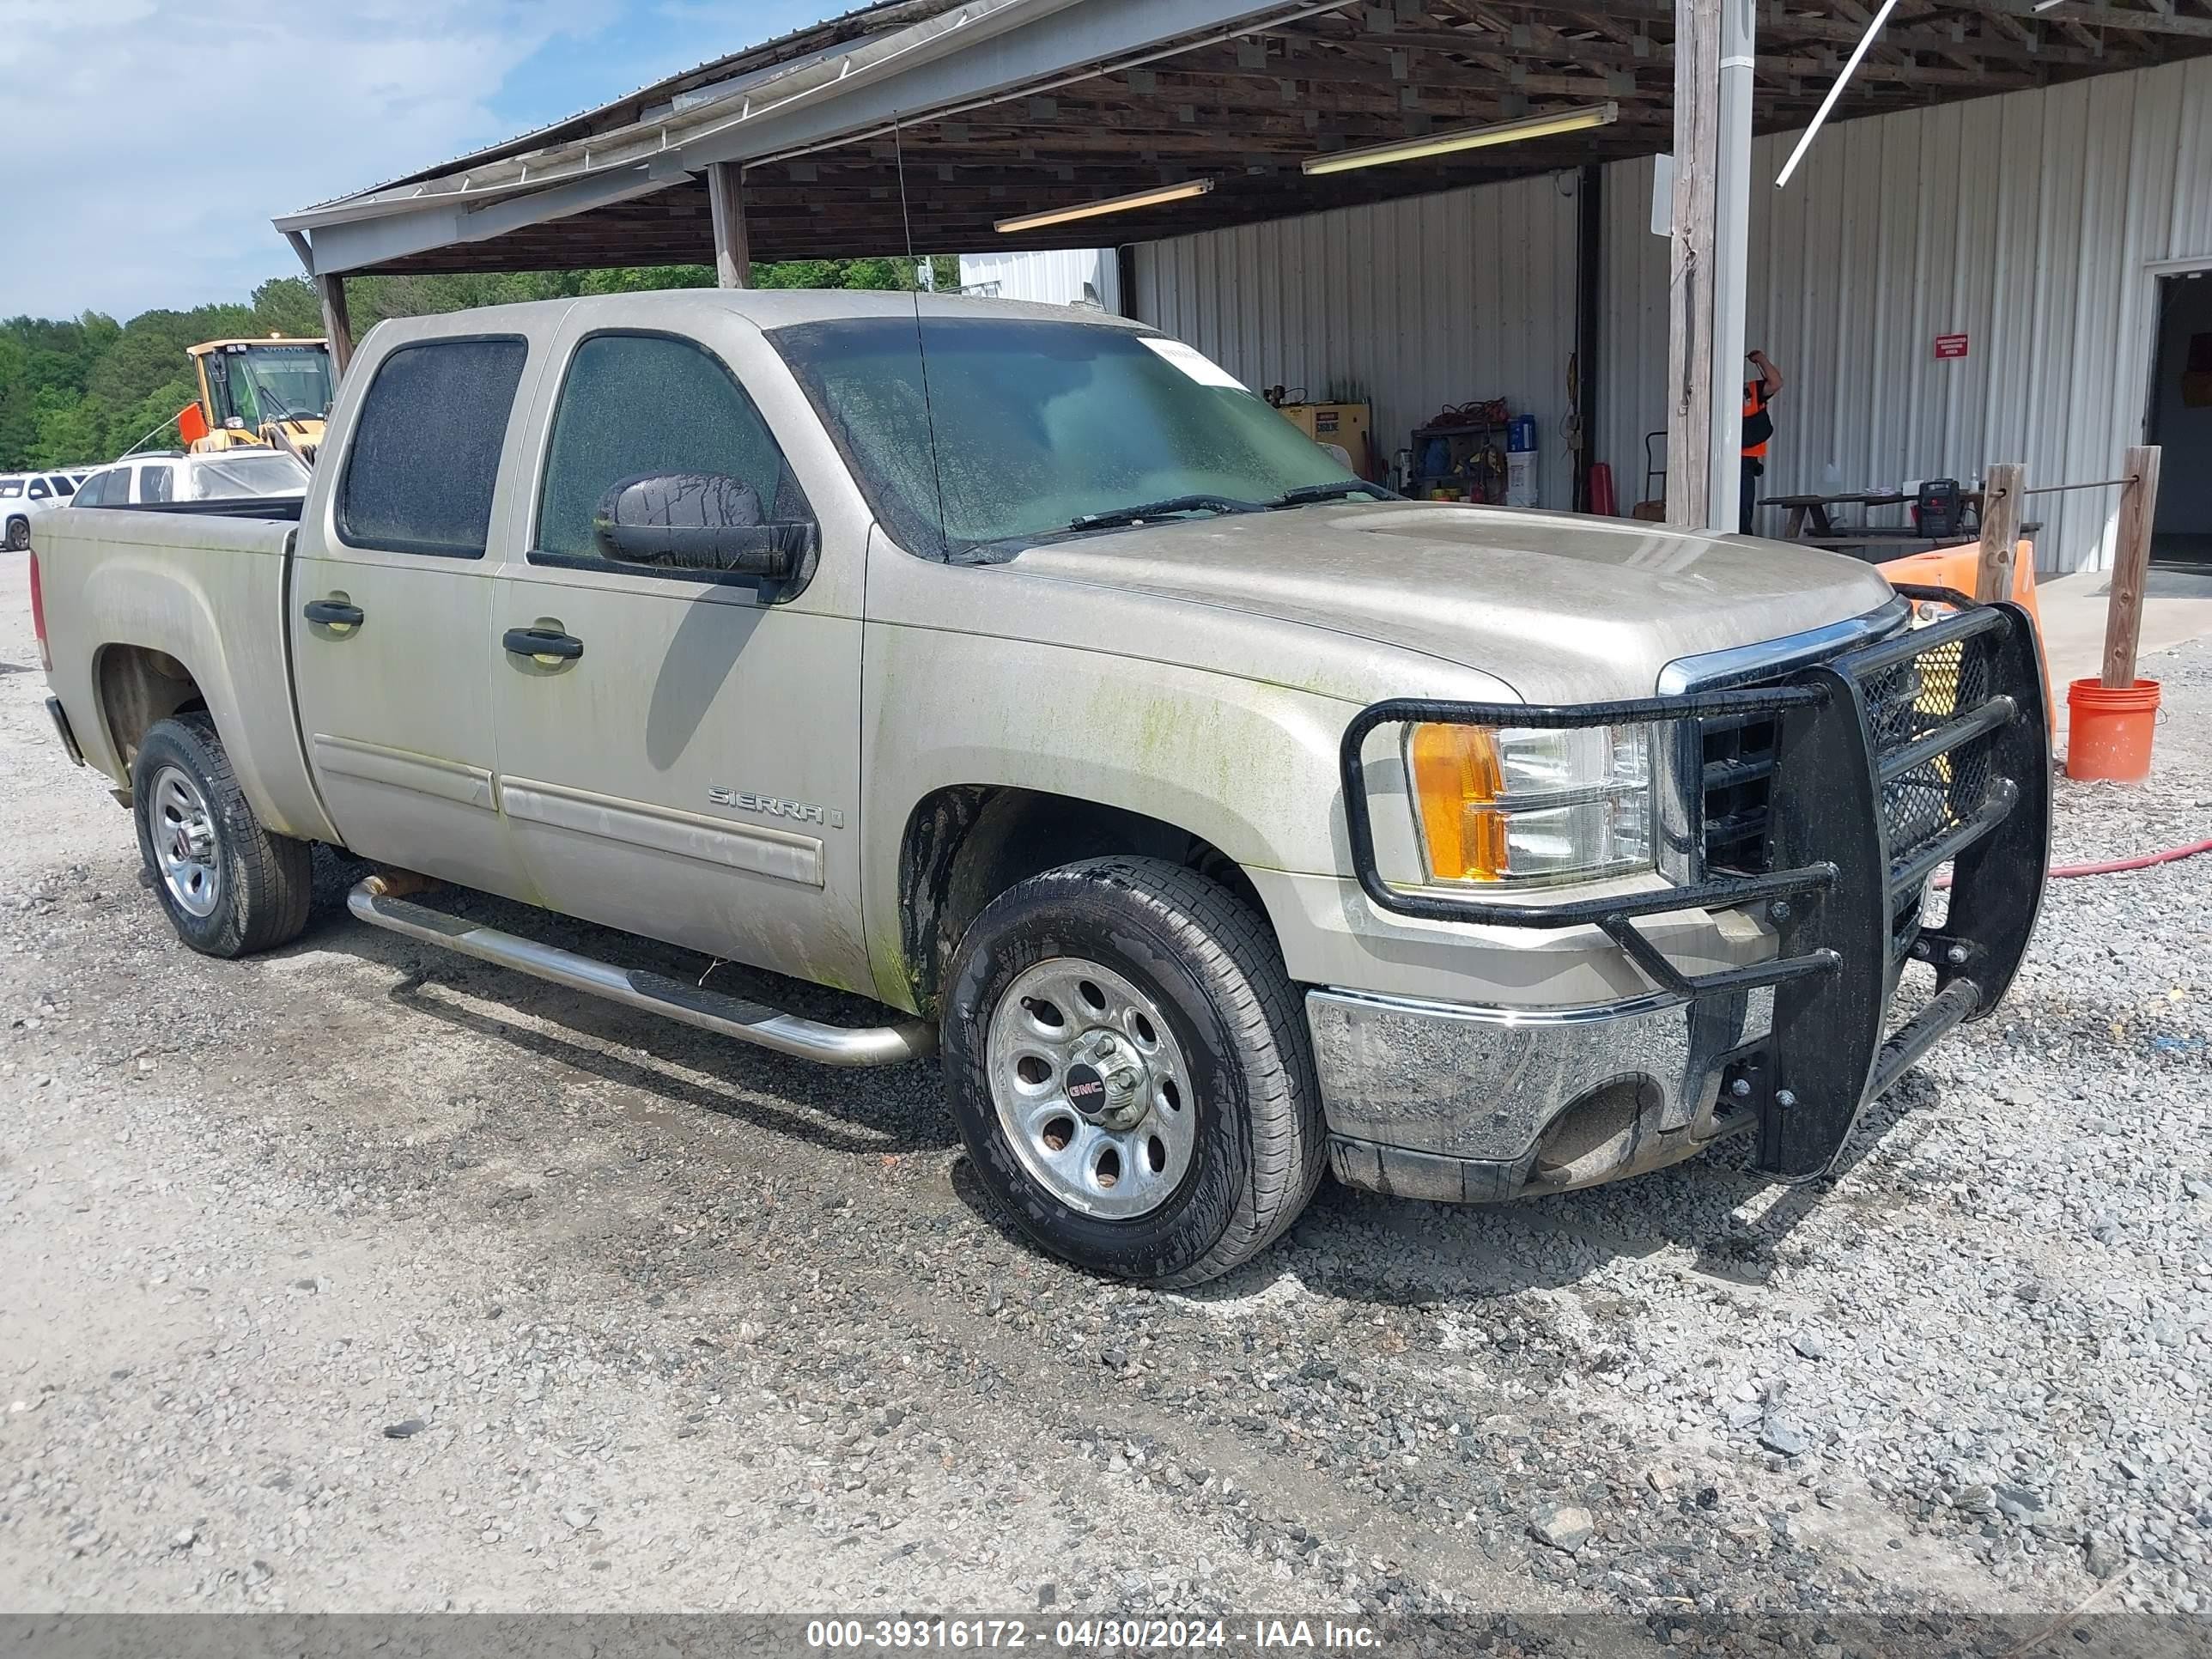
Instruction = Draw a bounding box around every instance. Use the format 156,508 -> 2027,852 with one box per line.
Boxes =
768,316 -> 1352,556
191,453 -> 311,499
211,344 -> 333,428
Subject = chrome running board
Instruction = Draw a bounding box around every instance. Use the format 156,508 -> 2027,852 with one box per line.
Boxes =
346,879 -> 934,1067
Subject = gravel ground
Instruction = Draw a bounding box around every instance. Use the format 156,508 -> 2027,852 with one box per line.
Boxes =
1,549 -> 2208,1632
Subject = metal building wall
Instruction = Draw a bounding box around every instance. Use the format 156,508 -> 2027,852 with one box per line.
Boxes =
1601,58 -> 2212,573
956,247 -> 1121,311
1132,172 -> 1585,507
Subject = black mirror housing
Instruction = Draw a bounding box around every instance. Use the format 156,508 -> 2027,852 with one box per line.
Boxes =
592,472 -> 815,590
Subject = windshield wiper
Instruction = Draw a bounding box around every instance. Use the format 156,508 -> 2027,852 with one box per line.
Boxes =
1066,494 -> 1262,532
1267,479 -> 1395,508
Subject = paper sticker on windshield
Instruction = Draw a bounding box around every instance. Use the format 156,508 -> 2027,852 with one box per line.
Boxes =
1139,337 -> 1245,390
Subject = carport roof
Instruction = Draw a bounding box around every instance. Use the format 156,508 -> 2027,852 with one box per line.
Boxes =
277,0 -> 2212,276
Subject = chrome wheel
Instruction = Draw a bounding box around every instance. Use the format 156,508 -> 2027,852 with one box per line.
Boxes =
985,957 -> 1196,1220
150,764 -> 221,919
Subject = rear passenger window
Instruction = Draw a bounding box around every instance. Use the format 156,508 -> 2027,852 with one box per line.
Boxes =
141,465 -> 173,504
339,337 -> 527,558
534,332 -> 807,568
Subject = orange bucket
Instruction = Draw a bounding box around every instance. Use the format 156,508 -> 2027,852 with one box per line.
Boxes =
2066,678 -> 2160,783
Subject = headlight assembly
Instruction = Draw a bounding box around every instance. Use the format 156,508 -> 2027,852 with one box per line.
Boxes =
1405,721 -> 1654,885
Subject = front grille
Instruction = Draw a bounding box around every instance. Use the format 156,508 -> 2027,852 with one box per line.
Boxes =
1699,712 -> 1778,872
1860,632 -> 1996,872
1696,627 -> 2000,884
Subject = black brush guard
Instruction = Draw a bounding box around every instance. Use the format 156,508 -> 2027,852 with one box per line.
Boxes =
1339,595 -> 2051,1182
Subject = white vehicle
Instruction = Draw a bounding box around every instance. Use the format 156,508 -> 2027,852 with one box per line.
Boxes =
2,471 -> 83,550
70,451 -> 311,511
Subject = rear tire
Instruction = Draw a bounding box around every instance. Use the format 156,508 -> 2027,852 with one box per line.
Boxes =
942,856 -> 1324,1286
131,714 -> 313,958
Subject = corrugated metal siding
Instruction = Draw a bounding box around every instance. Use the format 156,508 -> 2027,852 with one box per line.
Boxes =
1133,172 -> 1586,507
1601,58 -> 2212,572
956,247 -> 1121,311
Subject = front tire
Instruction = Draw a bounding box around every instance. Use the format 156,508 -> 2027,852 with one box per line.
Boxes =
4,518 -> 27,552
942,857 -> 1324,1286
131,714 -> 313,958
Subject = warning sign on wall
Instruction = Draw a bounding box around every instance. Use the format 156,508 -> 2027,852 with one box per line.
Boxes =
1934,332 -> 1970,360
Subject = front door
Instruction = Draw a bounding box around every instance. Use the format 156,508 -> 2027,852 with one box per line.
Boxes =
489,323 -> 872,992
289,331 -> 544,901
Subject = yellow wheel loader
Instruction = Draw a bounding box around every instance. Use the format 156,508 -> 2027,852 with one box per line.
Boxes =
177,338 -> 334,464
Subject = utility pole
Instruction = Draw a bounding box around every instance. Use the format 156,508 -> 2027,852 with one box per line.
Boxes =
1666,0 -> 1755,531
708,161 -> 754,289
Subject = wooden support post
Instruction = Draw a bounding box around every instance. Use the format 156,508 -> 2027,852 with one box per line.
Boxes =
1664,0 -> 1720,529
2101,445 -> 2161,688
317,275 -> 355,380
1973,461 -> 2026,602
707,161 -> 752,289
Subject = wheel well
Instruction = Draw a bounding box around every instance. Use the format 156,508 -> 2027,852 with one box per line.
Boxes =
94,645 -> 207,780
896,785 -> 1268,1017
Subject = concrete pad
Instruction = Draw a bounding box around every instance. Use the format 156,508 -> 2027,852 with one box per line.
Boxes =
2032,566 -> 2212,735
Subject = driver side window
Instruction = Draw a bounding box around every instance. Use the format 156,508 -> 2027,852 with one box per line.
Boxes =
532,331 -> 808,569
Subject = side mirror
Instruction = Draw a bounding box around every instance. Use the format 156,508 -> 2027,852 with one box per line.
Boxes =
592,472 -> 812,581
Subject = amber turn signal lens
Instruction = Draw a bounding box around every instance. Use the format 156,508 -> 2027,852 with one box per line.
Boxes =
1407,722 -> 1509,881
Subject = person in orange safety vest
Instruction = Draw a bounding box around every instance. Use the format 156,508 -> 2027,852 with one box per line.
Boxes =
1741,349 -> 1783,533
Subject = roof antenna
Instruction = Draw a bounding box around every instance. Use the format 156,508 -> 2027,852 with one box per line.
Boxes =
893,118 -> 952,560
1773,0 -> 1899,190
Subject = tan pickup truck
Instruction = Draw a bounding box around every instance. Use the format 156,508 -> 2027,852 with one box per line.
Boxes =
30,290 -> 2050,1285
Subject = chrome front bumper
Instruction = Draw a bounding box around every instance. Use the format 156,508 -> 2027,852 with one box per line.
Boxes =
1309,984 -> 1771,1203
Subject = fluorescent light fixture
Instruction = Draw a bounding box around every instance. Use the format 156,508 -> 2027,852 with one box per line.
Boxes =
994,178 -> 1214,234
1774,0 -> 1899,189
1301,102 -> 1618,176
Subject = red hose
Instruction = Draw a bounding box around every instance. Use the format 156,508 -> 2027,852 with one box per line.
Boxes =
2045,839 -> 2212,879
1933,838 -> 2212,889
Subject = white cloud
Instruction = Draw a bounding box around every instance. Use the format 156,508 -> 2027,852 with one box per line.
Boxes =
0,0 -> 619,320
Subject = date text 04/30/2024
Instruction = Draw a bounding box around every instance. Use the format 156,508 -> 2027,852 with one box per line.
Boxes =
804,1619 -> 1382,1650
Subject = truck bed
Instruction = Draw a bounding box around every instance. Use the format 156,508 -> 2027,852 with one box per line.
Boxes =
33,505 -> 333,843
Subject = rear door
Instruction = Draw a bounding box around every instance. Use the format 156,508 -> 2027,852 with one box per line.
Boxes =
487,318 -> 872,989
289,328 -> 549,900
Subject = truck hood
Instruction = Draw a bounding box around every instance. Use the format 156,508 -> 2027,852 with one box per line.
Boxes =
1007,501 -> 1899,702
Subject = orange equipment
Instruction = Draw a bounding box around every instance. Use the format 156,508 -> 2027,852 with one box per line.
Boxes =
1876,541 -> 2053,738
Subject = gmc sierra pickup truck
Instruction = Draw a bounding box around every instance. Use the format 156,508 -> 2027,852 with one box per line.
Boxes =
30,290 -> 2050,1285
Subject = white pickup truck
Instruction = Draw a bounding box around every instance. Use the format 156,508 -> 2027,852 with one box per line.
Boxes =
30,290 -> 2050,1285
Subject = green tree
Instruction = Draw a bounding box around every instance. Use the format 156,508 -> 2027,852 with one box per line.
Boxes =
250,277 -> 325,337
30,386 -> 109,466
106,381 -> 196,459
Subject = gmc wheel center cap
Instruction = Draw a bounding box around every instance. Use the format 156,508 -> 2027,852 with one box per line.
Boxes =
1064,1062 -> 1109,1120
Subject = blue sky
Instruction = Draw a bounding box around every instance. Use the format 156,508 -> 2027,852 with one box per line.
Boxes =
0,0 -> 853,322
